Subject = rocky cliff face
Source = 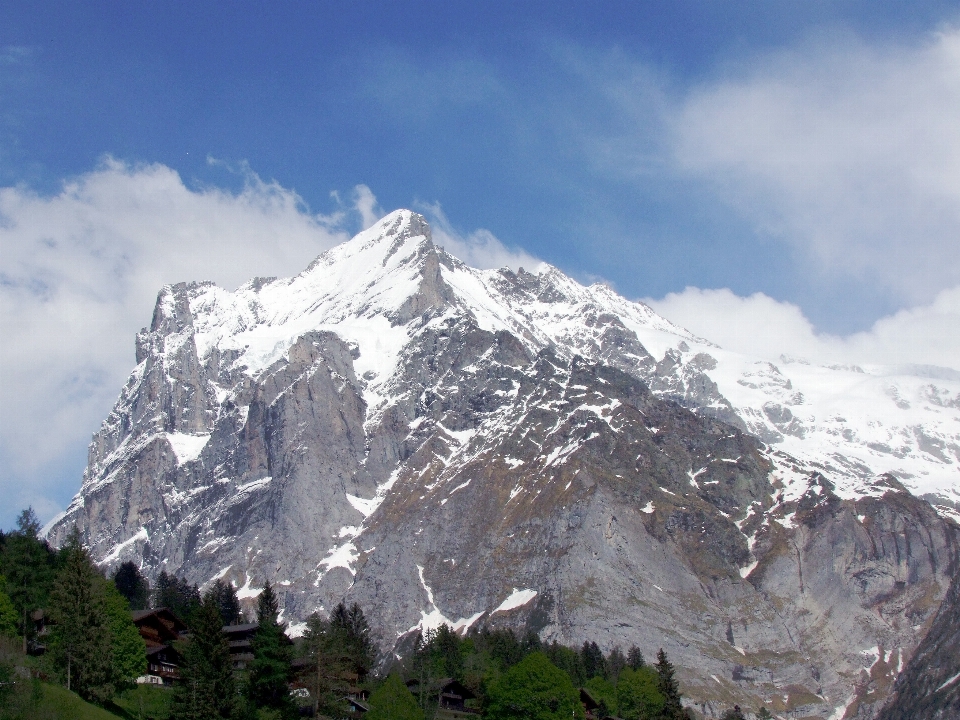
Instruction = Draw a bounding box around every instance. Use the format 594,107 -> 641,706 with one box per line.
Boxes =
874,568 -> 960,720
48,211 -> 960,719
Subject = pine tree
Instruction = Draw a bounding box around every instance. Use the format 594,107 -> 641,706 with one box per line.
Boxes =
298,612 -> 350,719
173,592 -> 236,719
434,623 -> 464,681
209,578 -> 243,626
329,601 -> 375,674
1,508 -> 57,653
720,706 -> 746,720
247,581 -> 294,717
48,529 -> 113,703
606,645 -> 627,683
111,561 -> 150,610
654,648 -> 684,720
581,640 -> 606,679
153,571 -> 201,624
627,645 -> 645,670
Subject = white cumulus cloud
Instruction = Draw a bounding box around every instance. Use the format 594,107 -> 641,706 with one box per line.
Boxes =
673,27 -> 960,305
648,285 -> 960,372
418,201 -> 544,272
0,160 -> 369,524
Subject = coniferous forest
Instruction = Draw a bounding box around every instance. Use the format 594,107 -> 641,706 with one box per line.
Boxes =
0,508 -> 766,719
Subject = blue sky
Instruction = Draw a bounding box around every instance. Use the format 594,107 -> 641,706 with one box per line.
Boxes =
2,1 -> 960,529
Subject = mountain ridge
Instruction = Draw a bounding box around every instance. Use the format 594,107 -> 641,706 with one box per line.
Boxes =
48,210 -> 960,719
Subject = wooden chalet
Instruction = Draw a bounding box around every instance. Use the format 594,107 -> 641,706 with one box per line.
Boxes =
130,608 -> 188,685
290,655 -> 370,717
405,678 -> 479,718
222,622 -> 260,671
580,687 -> 601,719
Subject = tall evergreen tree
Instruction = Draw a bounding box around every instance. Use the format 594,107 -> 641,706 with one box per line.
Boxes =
434,624 -> 464,681
1,508 -> 57,653
48,529 -> 113,703
0,577 -> 18,638
607,645 -> 627,684
298,612 -> 350,719
172,591 -> 236,720
209,578 -> 243,626
581,641 -> 606,679
111,561 -> 150,610
153,571 -> 201,624
627,646 -> 645,670
654,648 -> 684,720
247,581 -> 294,717
329,601 -> 375,674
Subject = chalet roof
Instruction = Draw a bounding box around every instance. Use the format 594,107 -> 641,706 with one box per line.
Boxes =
130,607 -> 189,634
222,622 -> 259,635
145,643 -> 183,662
405,677 -> 476,700
346,698 -> 369,713
579,687 -> 601,709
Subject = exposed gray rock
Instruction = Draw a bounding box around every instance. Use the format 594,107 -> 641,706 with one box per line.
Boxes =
48,210 -> 960,719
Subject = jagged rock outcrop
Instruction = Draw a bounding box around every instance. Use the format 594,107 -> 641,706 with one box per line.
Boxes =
48,210 -> 960,719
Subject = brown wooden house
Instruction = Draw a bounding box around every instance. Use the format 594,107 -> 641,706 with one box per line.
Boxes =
405,678 -> 479,718
130,608 -> 188,685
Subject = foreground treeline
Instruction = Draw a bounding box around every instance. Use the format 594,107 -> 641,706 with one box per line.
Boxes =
1,509 -> 758,719
389,625 -> 692,720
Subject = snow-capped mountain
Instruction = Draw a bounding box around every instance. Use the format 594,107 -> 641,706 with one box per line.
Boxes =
49,211 -> 960,719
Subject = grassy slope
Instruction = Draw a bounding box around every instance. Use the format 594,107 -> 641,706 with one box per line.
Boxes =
34,684 -> 171,720
36,683 -> 123,719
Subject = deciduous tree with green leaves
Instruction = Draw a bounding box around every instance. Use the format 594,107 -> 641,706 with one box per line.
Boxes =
617,665 -> 664,720
103,579 -> 146,691
366,673 -> 424,720
485,651 -> 585,720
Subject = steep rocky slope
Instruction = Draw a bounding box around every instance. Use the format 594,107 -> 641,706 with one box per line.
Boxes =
47,211 -> 960,718
874,569 -> 960,720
